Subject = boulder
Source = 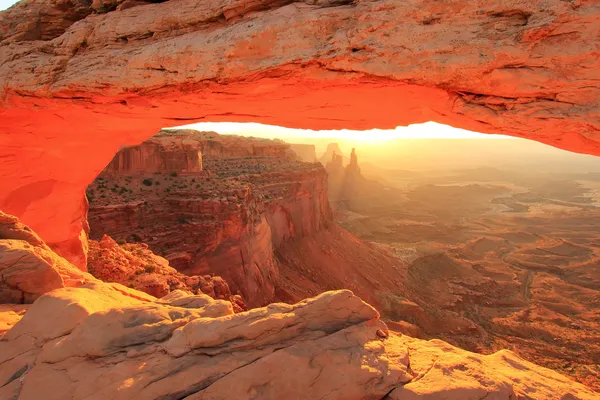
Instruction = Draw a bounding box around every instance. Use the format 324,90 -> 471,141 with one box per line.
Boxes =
0,211 -> 96,303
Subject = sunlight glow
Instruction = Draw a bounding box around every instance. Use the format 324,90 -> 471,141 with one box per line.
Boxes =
176,121 -> 512,142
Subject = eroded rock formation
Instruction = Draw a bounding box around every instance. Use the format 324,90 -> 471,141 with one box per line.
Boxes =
0,0 -> 93,42
320,143 -> 347,167
87,235 -> 246,311
348,148 -> 360,174
326,147 -> 388,206
87,130 -> 332,307
0,207 -> 597,397
2,0 -> 599,263
103,136 -> 203,175
0,282 -> 596,399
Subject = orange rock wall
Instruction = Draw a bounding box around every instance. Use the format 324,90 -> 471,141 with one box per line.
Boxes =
88,168 -> 331,307
104,141 -> 202,175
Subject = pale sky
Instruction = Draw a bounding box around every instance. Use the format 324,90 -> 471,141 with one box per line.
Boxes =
177,122 -> 510,142
0,0 -> 18,10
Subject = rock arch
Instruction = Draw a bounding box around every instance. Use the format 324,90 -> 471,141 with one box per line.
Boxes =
1,0 -> 599,266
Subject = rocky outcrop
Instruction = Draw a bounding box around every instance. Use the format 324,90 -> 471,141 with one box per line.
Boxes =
347,147 -> 360,174
0,0 -> 93,42
0,211 -> 95,303
2,0 -> 599,263
87,130 -> 332,307
320,143 -> 347,167
87,235 -> 246,311
160,130 -> 293,159
0,284 -> 596,399
326,147 -> 384,205
103,137 -> 203,175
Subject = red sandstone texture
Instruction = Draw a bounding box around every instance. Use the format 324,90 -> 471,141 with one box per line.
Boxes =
2,0 -> 600,264
87,235 -> 246,311
0,304 -> 28,336
103,135 -> 204,175
87,130 -> 332,307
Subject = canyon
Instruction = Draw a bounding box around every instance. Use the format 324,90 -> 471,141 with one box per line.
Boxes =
87,130 -> 332,307
85,131 -> 409,312
2,133 -> 600,398
324,139 -> 600,391
1,0 -> 600,398
0,207 -> 597,399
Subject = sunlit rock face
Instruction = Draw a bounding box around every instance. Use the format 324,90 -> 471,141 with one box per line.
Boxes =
0,214 -> 598,398
87,235 -> 247,311
1,283 -> 597,399
0,0 -> 93,42
87,130 -> 332,306
1,0 -> 600,263
103,137 -> 203,175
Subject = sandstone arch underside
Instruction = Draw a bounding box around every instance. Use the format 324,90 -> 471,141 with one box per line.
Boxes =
0,0 -> 599,266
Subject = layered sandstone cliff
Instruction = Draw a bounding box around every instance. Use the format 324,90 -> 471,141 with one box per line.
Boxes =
87,130 -> 332,307
104,137 -> 203,175
0,205 -> 598,398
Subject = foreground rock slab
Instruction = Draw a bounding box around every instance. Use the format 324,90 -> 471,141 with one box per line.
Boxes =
0,283 -> 596,399
0,211 -> 96,303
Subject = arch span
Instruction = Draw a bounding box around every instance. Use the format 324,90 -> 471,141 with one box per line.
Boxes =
1,0 -> 599,266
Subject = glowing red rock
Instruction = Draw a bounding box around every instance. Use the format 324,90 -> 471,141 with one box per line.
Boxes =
1,0 -> 599,264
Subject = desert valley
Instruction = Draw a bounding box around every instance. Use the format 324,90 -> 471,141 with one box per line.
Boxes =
78,129 -> 600,392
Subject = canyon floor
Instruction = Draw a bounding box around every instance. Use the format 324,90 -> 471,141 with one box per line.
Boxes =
335,161 -> 600,391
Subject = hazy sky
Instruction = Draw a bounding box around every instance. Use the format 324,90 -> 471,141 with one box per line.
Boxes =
178,122 -> 510,142
0,0 -> 17,10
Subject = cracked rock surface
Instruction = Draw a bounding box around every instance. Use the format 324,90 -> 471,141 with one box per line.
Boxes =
0,282 -> 597,399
